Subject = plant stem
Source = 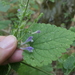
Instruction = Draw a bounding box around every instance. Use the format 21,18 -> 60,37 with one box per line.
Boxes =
17,0 -> 30,41
66,66 -> 75,75
6,64 -> 11,75
24,0 -> 29,17
20,0 -> 29,24
21,62 -> 51,75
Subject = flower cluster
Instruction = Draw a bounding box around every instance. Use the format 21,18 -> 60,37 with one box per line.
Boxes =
20,30 -> 41,52
20,36 -> 34,52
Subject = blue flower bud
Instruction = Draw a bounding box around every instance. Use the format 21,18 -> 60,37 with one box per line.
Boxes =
18,9 -> 20,11
22,36 -> 33,45
32,30 -> 41,34
20,46 -> 34,52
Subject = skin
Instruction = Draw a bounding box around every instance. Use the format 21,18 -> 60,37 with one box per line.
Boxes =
0,35 -> 23,65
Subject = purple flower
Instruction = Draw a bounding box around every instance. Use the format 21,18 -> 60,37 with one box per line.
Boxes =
20,46 -> 34,52
18,9 -> 20,11
22,36 -> 33,45
25,36 -> 33,42
32,30 -> 41,34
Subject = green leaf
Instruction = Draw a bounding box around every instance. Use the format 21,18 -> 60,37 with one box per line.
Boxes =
70,27 -> 75,33
49,0 -> 55,2
10,0 -> 18,3
17,63 -> 53,75
11,62 -> 21,71
0,1 -> 10,12
0,20 -> 11,29
0,65 -> 9,75
63,55 -> 75,69
23,23 -> 75,67
72,41 -> 75,46
70,27 -> 75,46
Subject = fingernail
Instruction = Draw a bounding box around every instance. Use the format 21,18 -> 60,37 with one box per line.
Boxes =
0,35 -> 17,49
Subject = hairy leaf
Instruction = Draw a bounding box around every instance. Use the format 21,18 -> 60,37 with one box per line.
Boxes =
23,23 -> 75,67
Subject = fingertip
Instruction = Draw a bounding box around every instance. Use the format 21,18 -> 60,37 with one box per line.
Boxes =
0,35 -> 18,65
8,49 -> 23,63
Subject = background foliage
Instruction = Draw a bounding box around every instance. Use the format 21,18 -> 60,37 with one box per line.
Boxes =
0,0 -> 75,75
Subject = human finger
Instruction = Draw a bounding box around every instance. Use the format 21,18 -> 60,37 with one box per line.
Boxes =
0,35 -> 17,65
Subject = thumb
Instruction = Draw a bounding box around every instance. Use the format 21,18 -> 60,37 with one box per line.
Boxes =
0,35 -> 17,64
